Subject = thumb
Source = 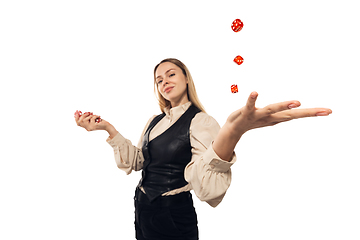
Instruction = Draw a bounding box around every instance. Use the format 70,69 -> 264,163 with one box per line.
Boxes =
245,91 -> 258,111
74,110 -> 81,125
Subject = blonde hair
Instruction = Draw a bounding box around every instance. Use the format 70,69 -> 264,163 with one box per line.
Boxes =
153,58 -> 206,113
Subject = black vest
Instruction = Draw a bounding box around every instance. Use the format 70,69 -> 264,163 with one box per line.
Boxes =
138,104 -> 201,202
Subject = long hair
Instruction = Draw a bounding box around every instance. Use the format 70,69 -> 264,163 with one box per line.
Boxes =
153,58 -> 206,113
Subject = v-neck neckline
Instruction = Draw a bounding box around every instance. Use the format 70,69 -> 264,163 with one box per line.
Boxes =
148,105 -> 193,144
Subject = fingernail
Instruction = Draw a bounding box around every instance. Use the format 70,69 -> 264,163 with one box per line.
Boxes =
251,92 -> 257,99
288,104 -> 297,109
316,111 -> 329,116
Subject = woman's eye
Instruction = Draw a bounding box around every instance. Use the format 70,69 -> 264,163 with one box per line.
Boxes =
157,73 -> 174,84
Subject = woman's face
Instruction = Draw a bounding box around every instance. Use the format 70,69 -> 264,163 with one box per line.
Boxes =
155,62 -> 189,108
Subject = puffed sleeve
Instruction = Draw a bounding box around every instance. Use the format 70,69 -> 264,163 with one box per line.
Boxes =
106,115 -> 156,174
185,112 -> 237,208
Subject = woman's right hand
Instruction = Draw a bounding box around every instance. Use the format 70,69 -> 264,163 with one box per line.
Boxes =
74,111 -> 110,132
74,110 -> 119,139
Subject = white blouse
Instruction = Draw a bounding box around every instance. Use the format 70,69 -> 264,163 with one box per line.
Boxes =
106,101 -> 237,207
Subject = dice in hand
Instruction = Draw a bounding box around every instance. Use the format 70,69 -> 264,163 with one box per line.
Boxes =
74,110 -> 102,123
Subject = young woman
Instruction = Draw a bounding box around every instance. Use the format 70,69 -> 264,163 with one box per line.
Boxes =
75,58 -> 332,240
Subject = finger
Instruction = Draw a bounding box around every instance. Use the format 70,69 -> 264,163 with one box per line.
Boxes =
89,115 -> 100,123
75,110 -> 86,126
77,112 -> 91,127
245,91 -> 258,112
273,108 -> 332,122
257,100 -> 301,116
81,112 -> 92,121
74,110 -> 80,125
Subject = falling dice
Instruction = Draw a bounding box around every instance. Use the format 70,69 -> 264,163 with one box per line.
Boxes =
234,55 -> 244,65
231,19 -> 244,32
231,84 -> 238,93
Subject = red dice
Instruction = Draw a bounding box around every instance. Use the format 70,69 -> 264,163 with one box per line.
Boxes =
74,110 -> 101,123
74,110 -> 82,117
234,55 -> 244,65
231,19 -> 244,32
231,84 -> 238,93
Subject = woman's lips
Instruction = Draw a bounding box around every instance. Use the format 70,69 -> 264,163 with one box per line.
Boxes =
164,86 -> 174,93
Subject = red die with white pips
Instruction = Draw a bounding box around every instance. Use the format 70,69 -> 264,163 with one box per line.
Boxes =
231,19 -> 244,32
234,55 -> 244,65
231,84 -> 238,93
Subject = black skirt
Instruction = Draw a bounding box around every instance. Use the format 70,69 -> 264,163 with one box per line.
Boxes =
134,188 -> 199,240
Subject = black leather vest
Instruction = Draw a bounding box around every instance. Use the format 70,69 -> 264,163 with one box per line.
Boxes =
138,104 -> 201,202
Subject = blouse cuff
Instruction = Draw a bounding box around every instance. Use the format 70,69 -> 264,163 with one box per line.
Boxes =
204,141 -> 237,172
106,132 -> 126,148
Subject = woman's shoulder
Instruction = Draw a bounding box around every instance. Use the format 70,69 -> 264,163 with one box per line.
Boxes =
192,111 -> 220,128
142,114 -> 158,129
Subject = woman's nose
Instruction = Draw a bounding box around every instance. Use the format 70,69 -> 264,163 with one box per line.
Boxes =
162,78 -> 168,87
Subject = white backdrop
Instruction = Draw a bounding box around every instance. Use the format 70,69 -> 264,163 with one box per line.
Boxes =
1,0 -> 359,239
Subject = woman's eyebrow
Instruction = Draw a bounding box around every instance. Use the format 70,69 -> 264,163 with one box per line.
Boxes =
156,68 -> 176,79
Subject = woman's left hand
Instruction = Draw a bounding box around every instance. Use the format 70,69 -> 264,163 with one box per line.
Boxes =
225,91 -> 332,138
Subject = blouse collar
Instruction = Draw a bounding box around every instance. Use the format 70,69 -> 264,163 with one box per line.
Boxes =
164,101 -> 192,123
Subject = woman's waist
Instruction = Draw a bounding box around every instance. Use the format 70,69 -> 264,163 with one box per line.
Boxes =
135,186 -> 193,208
139,184 -> 191,197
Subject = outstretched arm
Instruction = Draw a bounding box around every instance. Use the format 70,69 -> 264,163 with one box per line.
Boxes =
212,91 -> 332,161
74,110 -> 146,173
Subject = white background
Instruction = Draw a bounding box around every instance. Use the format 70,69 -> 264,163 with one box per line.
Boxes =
1,0 -> 359,239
